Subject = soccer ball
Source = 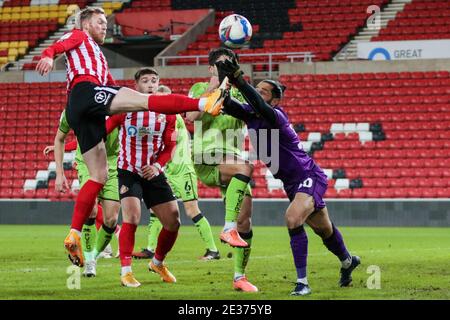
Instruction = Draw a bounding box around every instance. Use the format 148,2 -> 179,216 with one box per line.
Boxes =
219,14 -> 252,49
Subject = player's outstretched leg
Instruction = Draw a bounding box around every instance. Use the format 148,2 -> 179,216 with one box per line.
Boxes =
109,87 -> 226,116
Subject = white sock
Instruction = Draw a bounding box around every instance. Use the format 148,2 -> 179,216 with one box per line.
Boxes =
84,251 -> 93,262
152,257 -> 162,266
70,228 -> 82,237
341,256 -> 352,269
234,273 -> 244,281
297,277 -> 308,285
224,222 -> 237,231
121,266 -> 132,276
198,97 -> 207,111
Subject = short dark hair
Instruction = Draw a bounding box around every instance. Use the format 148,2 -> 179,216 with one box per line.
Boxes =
134,67 -> 159,81
208,47 -> 239,66
262,79 -> 287,99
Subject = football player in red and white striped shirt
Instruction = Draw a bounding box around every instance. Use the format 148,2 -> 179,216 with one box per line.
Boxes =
105,94 -> 180,287
35,6 -> 226,268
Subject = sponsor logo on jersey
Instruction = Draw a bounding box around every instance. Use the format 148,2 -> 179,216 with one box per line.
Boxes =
94,91 -> 108,104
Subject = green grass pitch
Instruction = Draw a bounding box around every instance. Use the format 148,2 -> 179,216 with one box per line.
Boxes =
0,225 -> 449,300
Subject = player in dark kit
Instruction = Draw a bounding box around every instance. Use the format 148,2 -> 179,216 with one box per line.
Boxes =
216,58 -> 361,296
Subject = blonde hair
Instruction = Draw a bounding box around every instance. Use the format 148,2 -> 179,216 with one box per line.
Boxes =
75,6 -> 106,29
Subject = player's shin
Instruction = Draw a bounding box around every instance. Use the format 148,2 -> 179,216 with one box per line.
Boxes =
322,223 -> 352,268
232,231 -> 258,292
71,180 -> 104,231
82,218 -> 97,261
224,174 -> 251,226
119,223 -> 141,287
153,227 -> 178,265
93,223 -> 115,259
119,223 -> 137,275
193,213 -> 218,252
289,225 -> 309,285
233,230 -> 253,279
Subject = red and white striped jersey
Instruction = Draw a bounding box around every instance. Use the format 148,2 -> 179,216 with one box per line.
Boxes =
106,112 -> 177,176
41,29 -> 115,90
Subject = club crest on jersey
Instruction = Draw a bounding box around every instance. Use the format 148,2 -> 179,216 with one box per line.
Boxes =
156,114 -> 165,123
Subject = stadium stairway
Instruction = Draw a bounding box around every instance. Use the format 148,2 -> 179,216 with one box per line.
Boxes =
0,0 -> 97,70
334,0 -> 412,60
336,0 -> 450,60
0,0 -> 127,71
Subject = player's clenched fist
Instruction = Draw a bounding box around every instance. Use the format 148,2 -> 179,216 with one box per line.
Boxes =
36,57 -> 54,76
142,165 -> 160,180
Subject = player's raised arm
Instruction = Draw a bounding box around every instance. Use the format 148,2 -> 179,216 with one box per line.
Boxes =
222,95 -> 256,122
36,30 -> 85,76
216,59 -> 277,126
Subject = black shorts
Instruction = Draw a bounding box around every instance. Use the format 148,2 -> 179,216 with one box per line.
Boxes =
118,168 -> 176,209
66,82 -> 121,154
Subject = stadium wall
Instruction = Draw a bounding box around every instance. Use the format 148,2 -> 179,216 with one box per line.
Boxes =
1,200 -> 449,227
2,59 -> 450,83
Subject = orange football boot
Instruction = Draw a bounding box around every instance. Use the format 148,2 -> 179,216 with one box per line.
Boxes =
233,276 -> 258,292
220,229 -> 248,247
64,229 -> 84,267
149,261 -> 176,283
121,272 -> 141,288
